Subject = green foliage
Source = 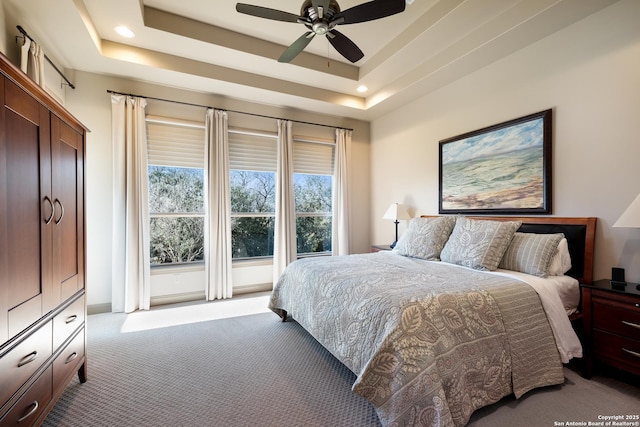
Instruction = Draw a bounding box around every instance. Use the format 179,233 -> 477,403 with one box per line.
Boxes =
149,167 -> 334,264
149,166 -> 204,265
294,174 -> 332,213
148,166 -> 204,213
294,174 -> 332,254
296,216 -> 332,254
230,170 -> 275,213
150,217 -> 204,264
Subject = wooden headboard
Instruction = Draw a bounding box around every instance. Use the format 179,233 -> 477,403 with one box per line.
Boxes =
421,216 -> 597,284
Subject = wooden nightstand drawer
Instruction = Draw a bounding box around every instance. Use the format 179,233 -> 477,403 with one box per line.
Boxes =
592,288 -> 640,311
593,301 -> 640,338
0,365 -> 52,426
593,330 -> 640,375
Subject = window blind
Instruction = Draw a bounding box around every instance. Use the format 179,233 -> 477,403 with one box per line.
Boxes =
146,117 -> 205,169
228,128 -> 335,175
293,140 -> 334,176
229,131 -> 277,172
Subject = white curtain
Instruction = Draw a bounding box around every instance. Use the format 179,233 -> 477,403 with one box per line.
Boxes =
111,95 -> 151,313
332,128 -> 352,256
205,109 -> 233,300
20,38 -> 45,88
272,120 -> 297,285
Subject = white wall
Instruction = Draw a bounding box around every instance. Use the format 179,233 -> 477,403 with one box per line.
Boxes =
0,5 -> 6,55
370,0 -> 640,282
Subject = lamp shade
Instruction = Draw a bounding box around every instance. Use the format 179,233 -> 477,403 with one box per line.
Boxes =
613,193 -> 640,228
383,203 -> 411,221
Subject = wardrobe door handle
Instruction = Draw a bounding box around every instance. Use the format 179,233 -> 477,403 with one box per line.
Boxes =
17,401 -> 39,423
54,198 -> 64,225
66,314 -> 78,324
65,352 -> 78,364
17,351 -> 38,368
43,196 -> 55,225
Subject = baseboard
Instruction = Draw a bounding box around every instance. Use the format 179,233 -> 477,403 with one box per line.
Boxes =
88,303 -> 112,315
89,285 -> 273,313
233,282 -> 272,295
151,291 -> 206,307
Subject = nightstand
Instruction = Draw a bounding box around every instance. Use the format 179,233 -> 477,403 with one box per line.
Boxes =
580,279 -> 640,378
371,244 -> 392,252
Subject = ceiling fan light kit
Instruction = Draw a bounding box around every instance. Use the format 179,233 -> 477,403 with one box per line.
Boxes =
236,0 -> 406,63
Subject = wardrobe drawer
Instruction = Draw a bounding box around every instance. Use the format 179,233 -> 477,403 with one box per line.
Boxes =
53,328 -> 85,391
0,321 -> 52,406
0,365 -> 52,427
53,295 -> 85,350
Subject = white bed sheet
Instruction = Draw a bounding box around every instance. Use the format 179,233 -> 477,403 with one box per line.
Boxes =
490,269 -> 582,363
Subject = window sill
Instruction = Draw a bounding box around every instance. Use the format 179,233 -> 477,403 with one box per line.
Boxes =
151,262 -> 205,274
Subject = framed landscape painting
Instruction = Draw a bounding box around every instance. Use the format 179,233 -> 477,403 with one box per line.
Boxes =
439,109 -> 552,214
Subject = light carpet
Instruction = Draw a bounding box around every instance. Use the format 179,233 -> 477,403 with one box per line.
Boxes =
43,303 -> 639,427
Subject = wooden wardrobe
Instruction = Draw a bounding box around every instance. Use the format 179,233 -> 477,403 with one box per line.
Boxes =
0,52 -> 87,426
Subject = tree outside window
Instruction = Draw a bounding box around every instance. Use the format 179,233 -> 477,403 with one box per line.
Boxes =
149,166 -> 205,265
230,170 -> 275,258
228,170 -> 333,259
294,174 -> 332,255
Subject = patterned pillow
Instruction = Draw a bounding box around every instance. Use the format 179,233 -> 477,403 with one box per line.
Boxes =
499,232 -> 565,277
440,217 -> 522,271
393,216 -> 457,260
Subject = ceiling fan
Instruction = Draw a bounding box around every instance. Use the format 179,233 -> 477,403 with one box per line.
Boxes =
235,0 -> 406,63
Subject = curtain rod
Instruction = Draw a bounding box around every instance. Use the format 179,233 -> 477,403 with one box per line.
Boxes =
17,25 -> 76,89
106,89 -> 353,132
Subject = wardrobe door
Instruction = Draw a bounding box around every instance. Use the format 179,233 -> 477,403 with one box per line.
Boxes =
51,114 -> 85,303
0,76 -> 7,344
2,78 -> 54,339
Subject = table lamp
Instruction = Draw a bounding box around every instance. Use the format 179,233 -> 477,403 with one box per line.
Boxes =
613,192 -> 640,289
383,203 -> 411,249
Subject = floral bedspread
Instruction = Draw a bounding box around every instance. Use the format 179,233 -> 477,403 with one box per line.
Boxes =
269,252 -> 564,426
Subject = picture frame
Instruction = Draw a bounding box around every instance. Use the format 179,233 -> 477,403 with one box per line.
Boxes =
439,109 -> 552,215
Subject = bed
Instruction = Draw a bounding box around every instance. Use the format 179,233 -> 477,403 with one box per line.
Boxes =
268,216 -> 596,427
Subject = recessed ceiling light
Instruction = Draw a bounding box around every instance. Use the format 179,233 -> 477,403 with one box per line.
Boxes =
115,26 -> 135,38
357,85 -> 368,93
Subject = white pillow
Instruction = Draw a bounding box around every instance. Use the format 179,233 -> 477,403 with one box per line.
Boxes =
547,238 -> 572,276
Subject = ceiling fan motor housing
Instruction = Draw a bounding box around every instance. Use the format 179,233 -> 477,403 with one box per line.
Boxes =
301,0 -> 341,35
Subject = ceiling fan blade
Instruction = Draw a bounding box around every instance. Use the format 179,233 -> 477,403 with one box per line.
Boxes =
332,0 -> 406,25
279,32 -> 316,63
312,0 -> 330,18
236,3 -> 300,23
327,29 -> 364,63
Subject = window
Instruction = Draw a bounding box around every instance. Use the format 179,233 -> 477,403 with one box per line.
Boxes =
146,117 -> 205,265
228,130 -> 335,259
293,139 -> 334,255
229,130 -> 276,259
